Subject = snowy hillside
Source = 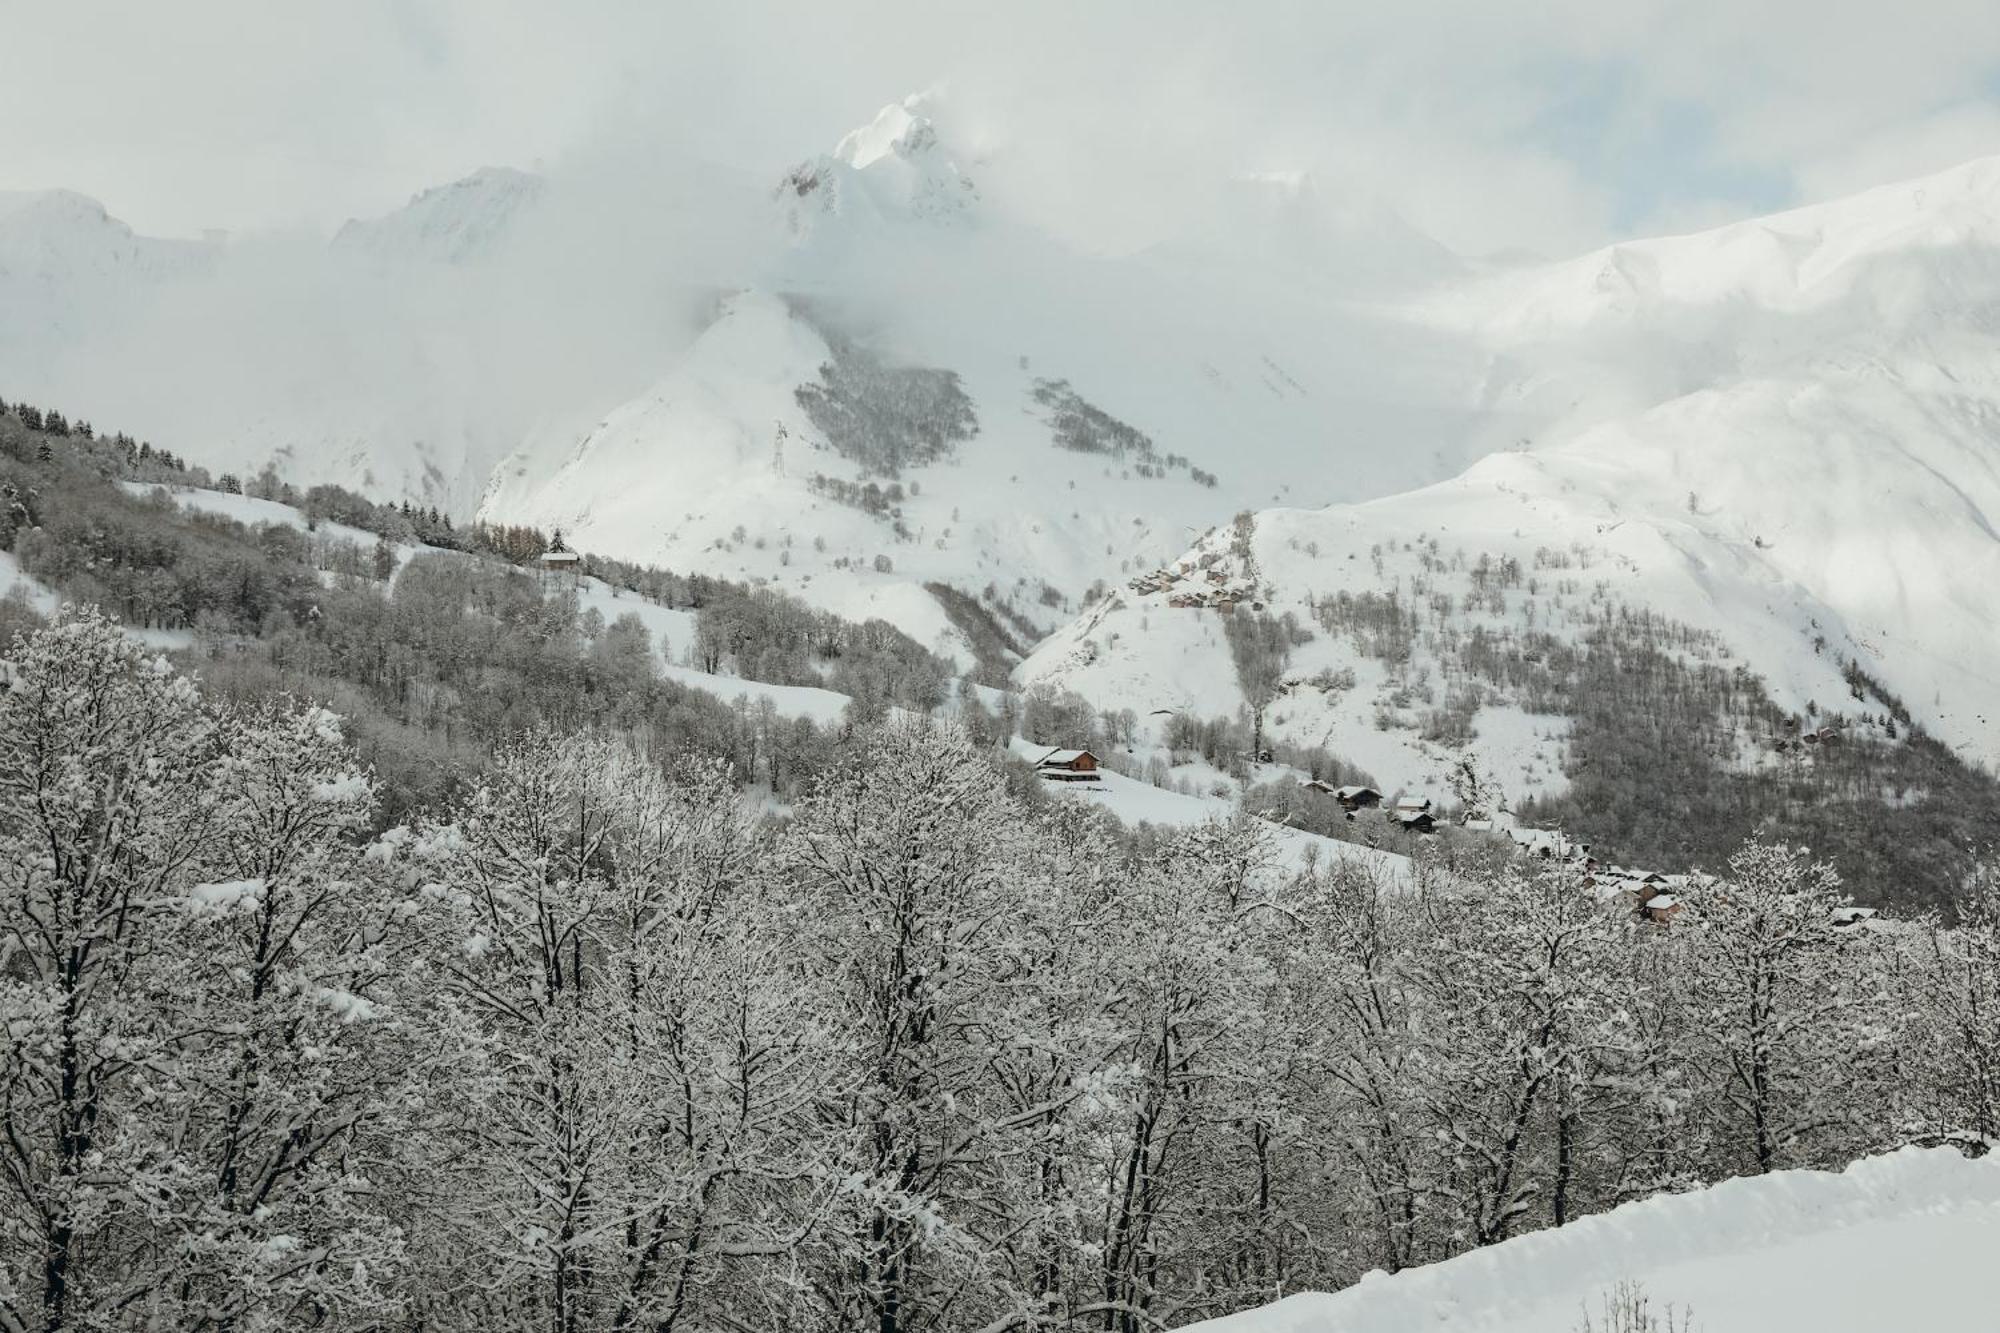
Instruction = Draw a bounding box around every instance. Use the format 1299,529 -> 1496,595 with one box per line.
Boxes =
1188,1147 -> 2000,1333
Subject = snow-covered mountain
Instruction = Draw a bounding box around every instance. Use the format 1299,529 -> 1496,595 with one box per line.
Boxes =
1189,1148 -> 2000,1333
1024,155 -> 2000,787
479,98 -> 1494,665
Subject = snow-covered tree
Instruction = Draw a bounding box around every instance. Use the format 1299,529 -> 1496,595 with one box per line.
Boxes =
774,714 -> 1040,1332
0,613 -> 411,1331
1679,843 -> 1879,1175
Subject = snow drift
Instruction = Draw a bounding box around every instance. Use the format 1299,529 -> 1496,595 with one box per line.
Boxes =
1188,1147 -> 2000,1333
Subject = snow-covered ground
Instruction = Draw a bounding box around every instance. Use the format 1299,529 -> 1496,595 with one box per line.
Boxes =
1190,1147 -> 2000,1333
0,551 -> 62,618
116,480 -> 389,554
659,662 -> 851,724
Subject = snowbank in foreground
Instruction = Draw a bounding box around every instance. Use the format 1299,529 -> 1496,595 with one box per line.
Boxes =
1190,1148 -> 2000,1333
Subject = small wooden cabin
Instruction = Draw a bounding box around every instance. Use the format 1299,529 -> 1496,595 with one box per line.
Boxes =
1035,748 -> 1102,782
538,546 -> 583,585
1334,785 -> 1383,812
1397,810 -> 1437,835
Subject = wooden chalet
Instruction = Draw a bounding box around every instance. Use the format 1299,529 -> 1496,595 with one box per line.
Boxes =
1035,748 -> 1102,782
538,544 -> 583,585
1335,784 -> 1383,812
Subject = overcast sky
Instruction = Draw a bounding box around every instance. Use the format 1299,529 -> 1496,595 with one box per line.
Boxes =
5,0 -> 1999,258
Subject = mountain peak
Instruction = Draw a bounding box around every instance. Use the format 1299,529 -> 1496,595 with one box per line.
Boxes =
834,96 -> 943,170
777,94 -> 978,236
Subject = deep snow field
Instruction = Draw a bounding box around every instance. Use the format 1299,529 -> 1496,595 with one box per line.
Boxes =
1188,1148 -> 2000,1333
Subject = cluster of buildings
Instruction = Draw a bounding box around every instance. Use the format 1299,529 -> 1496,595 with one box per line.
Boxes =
1039,745 -> 1887,937
1127,553 -> 1259,614
1770,720 -> 1844,754
1298,781 -> 1441,832
1300,777 -> 1695,922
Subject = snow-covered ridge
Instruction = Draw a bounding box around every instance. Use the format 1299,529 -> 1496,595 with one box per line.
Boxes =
1191,1147 -> 2000,1333
332,166 -> 548,265
1427,153 -> 2000,335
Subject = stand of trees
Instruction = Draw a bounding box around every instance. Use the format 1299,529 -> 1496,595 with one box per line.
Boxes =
1,610 -> 1993,1332
0,403 -> 965,821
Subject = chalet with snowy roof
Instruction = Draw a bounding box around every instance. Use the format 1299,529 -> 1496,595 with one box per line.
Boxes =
1034,748 -> 1101,782
538,537 -> 582,585
1396,809 -> 1437,835
1392,793 -> 1432,815
1336,785 -> 1384,812
1641,893 -> 1684,925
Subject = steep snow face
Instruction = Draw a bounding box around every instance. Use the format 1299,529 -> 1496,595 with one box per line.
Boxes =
332,167 -> 548,265
1026,154 -> 2000,772
1187,1147 -> 2000,1333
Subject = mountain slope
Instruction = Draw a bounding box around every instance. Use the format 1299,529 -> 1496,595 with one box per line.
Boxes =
1025,155 -> 2000,824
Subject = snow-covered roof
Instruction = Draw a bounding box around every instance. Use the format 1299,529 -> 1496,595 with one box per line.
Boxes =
1335,784 -> 1381,799
1036,747 -> 1094,767
539,548 -> 581,564
1645,893 -> 1680,910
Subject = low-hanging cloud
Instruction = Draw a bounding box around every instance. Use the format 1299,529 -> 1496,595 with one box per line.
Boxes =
3,0 -> 1997,257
